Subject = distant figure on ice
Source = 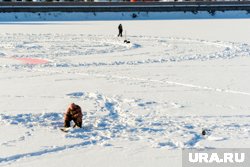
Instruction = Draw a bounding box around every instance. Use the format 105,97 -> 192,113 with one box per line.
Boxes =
64,103 -> 83,128
118,24 -> 123,37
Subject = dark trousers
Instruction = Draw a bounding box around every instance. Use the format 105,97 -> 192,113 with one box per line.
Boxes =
118,31 -> 123,37
64,116 -> 82,128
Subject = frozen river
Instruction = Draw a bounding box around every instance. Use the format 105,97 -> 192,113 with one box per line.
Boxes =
0,19 -> 250,167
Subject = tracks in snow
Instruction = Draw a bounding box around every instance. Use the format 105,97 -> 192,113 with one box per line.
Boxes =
1,33 -> 250,164
0,91 -> 250,164
1,92 -> 249,148
0,34 -> 250,69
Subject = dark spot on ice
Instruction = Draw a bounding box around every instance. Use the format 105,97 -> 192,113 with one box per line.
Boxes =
132,13 -> 138,18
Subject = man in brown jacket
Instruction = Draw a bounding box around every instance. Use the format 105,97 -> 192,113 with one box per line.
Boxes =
64,103 -> 83,128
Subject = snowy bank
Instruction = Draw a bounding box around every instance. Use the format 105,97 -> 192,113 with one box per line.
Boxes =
0,11 -> 250,21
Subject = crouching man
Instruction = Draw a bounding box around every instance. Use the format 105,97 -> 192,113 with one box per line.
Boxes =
64,103 -> 83,128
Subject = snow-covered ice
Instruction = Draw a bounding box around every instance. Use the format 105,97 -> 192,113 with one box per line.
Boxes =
0,19 -> 250,167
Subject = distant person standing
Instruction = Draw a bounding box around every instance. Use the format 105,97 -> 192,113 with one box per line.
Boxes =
118,24 -> 123,37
